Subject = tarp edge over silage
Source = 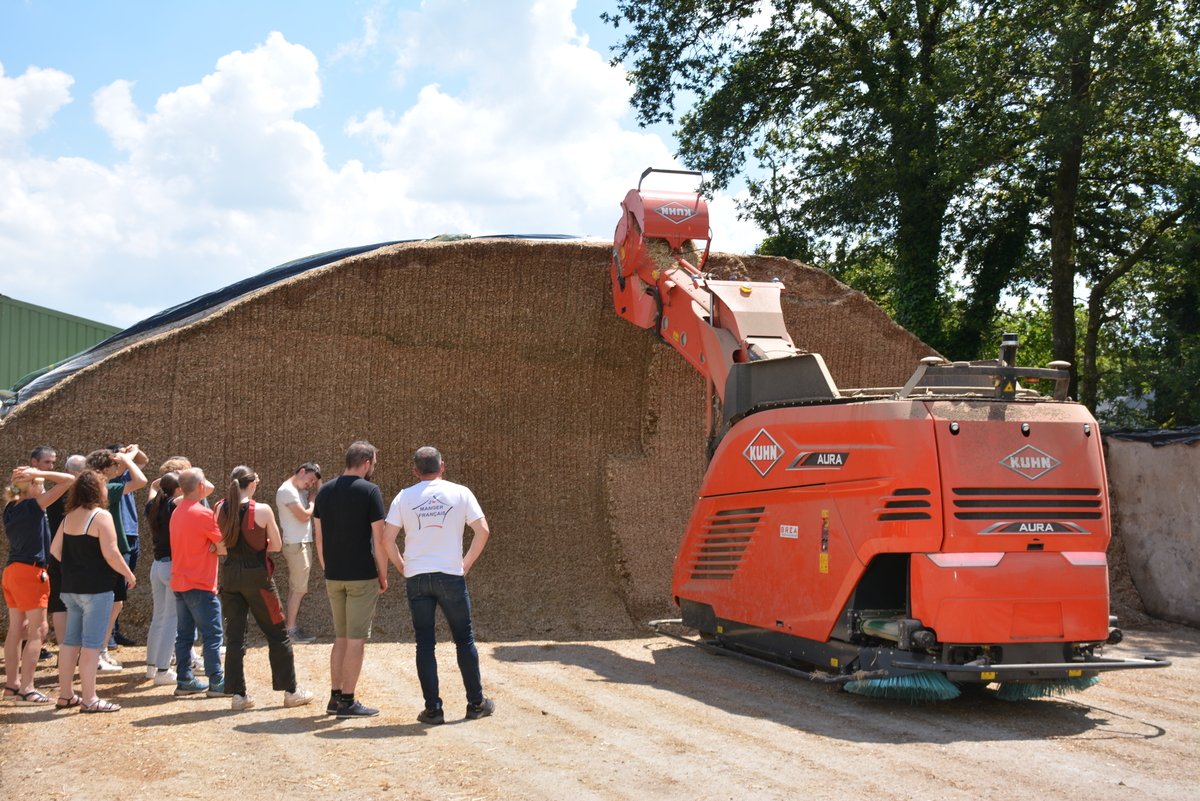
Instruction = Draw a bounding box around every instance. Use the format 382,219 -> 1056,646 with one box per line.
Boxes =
1,235 -> 594,418
1,242 -> 411,416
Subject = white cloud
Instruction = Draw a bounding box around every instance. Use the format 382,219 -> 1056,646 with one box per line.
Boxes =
329,1 -> 387,64
0,2 -> 763,329
347,0 -> 675,235
0,62 -> 74,144
93,80 -> 145,151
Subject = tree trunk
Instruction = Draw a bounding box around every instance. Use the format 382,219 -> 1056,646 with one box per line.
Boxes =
888,16 -> 947,352
893,181 -> 948,349
1080,289 -> 1105,410
946,202 -> 1031,361
1048,54 -> 1092,399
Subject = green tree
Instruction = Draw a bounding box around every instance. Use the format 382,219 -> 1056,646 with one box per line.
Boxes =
1017,0 -> 1200,402
1093,219 -> 1200,427
604,1 -> 1027,352
606,0 -> 1200,412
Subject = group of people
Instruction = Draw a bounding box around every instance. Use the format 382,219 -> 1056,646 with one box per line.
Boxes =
3,440 -> 494,724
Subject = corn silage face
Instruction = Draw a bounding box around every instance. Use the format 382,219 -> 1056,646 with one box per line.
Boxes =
0,239 -> 933,641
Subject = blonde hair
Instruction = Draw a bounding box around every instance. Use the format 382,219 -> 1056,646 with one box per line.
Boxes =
160,457 -> 191,475
4,476 -> 42,503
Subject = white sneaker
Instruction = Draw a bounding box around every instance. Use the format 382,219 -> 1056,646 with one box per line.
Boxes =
97,652 -> 122,673
152,668 -> 178,686
231,693 -> 256,711
145,665 -> 158,680
283,687 -> 314,708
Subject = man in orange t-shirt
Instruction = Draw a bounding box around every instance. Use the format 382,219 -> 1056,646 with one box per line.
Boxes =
169,468 -> 228,697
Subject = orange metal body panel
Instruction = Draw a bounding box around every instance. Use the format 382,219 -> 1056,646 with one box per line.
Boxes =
673,398 -> 1112,648
620,188 -> 710,249
677,402 -> 945,641
910,553 -> 1109,642
677,488 -> 858,641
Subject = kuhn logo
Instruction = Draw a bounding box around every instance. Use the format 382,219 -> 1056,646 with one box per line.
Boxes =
654,201 -> 698,224
1000,445 -> 1061,480
743,429 -> 783,477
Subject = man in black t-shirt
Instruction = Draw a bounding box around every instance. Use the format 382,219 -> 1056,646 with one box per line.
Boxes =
313,441 -> 394,718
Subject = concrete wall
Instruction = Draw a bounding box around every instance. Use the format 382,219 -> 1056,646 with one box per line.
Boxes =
1106,437 -> 1200,627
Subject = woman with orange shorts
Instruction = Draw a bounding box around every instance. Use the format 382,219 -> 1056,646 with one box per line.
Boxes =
4,465 -> 76,705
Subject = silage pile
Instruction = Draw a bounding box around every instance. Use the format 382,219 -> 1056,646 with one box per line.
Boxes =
0,239 -> 934,641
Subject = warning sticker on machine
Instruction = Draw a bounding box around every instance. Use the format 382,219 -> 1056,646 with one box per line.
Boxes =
780,525 -> 798,539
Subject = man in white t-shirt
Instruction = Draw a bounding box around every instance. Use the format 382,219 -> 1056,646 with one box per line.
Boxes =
383,447 -> 493,725
275,463 -> 322,644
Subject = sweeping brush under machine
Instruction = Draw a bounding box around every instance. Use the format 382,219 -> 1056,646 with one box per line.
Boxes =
613,169 -> 1170,701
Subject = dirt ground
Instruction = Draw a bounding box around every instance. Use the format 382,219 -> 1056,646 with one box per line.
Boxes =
2,625 -> 1197,801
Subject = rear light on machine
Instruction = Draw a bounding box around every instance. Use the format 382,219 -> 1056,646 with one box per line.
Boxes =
926,552 -> 1005,568
1062,551 -> 1107,566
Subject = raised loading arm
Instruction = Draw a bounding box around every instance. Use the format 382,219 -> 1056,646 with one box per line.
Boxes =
611,169 -> 807,403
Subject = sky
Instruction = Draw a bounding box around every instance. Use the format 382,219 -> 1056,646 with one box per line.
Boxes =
0,0 -> 765,328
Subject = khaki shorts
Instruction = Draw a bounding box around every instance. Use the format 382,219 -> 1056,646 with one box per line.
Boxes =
281,542 -> 312,593
325,578 -> 380,640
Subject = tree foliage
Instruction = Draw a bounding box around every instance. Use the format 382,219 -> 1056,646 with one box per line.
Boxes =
605,0 -> 1200,424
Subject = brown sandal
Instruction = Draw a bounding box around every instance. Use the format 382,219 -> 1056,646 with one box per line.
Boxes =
80,698 -> 121,713
56,694 -> 82,709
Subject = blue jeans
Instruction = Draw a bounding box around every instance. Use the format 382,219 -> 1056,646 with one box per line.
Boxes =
174,589 -> 223,684
406,572 -> 483,709
61,591 -> 115,650
147,560 -> 177,669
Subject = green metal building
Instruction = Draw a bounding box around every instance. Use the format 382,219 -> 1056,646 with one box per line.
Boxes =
0,294 -> 122,393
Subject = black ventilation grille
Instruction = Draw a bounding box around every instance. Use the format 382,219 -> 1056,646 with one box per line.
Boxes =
690,507 -> 763,580
951,487 -> 1103,520
876,488 -> 932,521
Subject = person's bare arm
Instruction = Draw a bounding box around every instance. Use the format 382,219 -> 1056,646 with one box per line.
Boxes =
95,511 -> 136,588
286,500 -> 314,522
17,468 -> 76,509
257,503 -> 282,552
382,521 -> 405,574
372,520 -> 389,592
313,519 -> 325,570
117,452 -> 147,494
206,508 -> 227,555
463,517 -> 490,575
50,521 -> 64,562
126,444 -> 149,468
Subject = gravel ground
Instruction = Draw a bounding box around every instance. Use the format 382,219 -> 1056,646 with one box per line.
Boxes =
1,625 -> 1196,800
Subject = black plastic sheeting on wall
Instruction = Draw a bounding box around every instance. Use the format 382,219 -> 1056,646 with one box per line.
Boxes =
1,235 -> 585,418
1103,427 -> 1200,447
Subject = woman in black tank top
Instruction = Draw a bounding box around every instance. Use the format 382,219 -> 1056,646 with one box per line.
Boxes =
214,466 -> 312,710
49,470 -> 136,713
